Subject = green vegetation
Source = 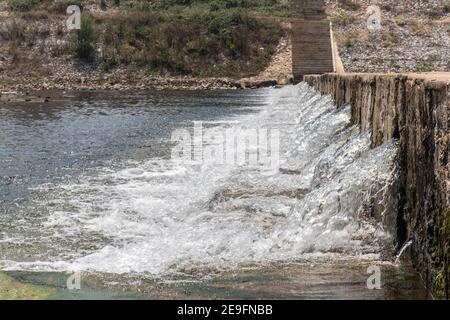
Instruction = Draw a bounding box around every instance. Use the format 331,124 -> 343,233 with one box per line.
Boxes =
96,7 -> 282,76
73,15 -> 96,61
343,37 -> 354,49
118,0 -> 294,17
8,0 -> 41,11
8,0 -> 293,16
2,1 -> 287,78
416,53 -> 441,72
50,0 -> 84,13
380,4 -> 392,12
0,273 -> 57,300
423,1 -> 450,20
337,0 -> 361,11
8,0 -> 84,13
445,2 -> 450,14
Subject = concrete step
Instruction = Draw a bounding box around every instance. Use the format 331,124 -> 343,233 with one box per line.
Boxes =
292,19 -> 334,81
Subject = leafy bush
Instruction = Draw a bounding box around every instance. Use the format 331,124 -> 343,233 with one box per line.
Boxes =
97,6 -> 282,77
445,2 -> 450,14
118,0 -> 292,17
73,15 -> 96,61
9,0 -> 41,11
50,0 -> 84,13
338,0 -> 361,11
344,37 -> 354,48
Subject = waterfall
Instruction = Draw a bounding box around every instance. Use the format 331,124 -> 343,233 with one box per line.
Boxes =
0,84 -> 399,277
395,240 -> 414,265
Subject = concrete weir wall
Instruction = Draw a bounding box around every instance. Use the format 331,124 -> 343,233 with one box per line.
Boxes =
304,73 -> 449,299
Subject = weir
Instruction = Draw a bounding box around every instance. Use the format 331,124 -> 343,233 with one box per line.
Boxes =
0,86 -> 400,283
304,73 -> 450,299
0,0 -> 446,301
290,0 -> 448,299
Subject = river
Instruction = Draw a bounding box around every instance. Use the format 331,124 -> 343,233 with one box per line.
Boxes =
0,84 -> 429,299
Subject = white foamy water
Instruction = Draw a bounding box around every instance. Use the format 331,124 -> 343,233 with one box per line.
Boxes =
0,84 -> 398,276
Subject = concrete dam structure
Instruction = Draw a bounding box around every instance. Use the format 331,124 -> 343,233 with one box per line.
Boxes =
305,73 -> 450,299
292,0 -> 335,82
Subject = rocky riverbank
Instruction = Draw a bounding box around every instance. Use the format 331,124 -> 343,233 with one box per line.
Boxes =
0,31 -> 292,94
0,2 -> 293,94
0,75 -> 275,92
0,76 -> 282,103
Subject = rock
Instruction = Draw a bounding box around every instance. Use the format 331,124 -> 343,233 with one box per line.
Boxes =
258,80 -> 278,87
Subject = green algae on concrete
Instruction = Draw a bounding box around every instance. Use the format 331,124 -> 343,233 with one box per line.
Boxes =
0,272 -> 58,300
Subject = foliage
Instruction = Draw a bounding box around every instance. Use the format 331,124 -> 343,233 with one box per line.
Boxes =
97,5 -> 283,77
8,0 -> 41,11
337,0 -> 361,11
73,15 -> 96,61
50,0 -> 84,13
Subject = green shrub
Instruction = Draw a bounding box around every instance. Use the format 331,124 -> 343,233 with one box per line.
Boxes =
50,0 -> 84,13
73,15 -> 96,61
9,0 -> 41,12
97,6 -> 282,77
118,0 -> 292,17
381,4 -> 392,12
344,37 -> 354,48
423,2 -> 450,19
445,2 -> 450,13
338,0 -> 361,11
415,54 -> 440,72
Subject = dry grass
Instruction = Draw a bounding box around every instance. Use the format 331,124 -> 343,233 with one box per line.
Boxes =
93,9 -> 284,77
408,20 -> 432,36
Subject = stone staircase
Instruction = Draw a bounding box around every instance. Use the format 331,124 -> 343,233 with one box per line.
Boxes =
292,0 -> 335,82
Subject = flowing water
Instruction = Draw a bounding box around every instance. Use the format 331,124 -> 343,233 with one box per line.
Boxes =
0,84 -> 429,299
